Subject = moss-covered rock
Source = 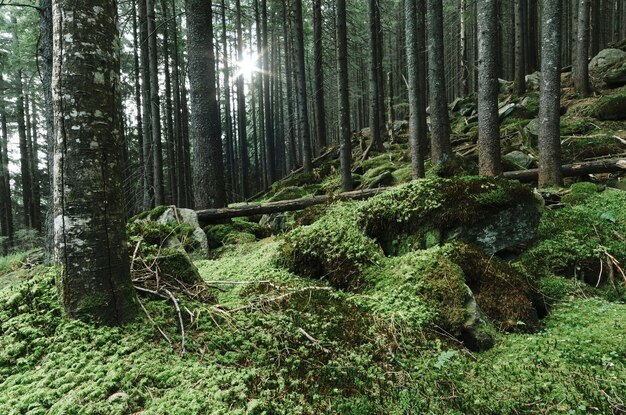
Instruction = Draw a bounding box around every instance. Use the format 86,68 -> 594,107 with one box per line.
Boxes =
204,218 -> 264,249
561,182 -> 599,205
144,248 -> 203,287
592,89 -> 626,120
279,202 -> 382,289
359,176 -> 542,255
360,248 -> 494,350
520,188 -> 626,288
561,134 -> 625,163
444,243 -> 543,332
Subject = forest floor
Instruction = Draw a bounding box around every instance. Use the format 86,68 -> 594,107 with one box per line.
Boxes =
1,82 -> 626,414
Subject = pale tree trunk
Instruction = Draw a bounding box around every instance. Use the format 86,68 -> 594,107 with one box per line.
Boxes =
477,0 -> 501,176
336,0 -> 352,192
186,0 -> 227,208
52,0 -> 137,325
294,0 -> 313,173
574,0 -> 591,97
538,0 -> 563,187
426,0 -> 452,165
406,0 -> 426,178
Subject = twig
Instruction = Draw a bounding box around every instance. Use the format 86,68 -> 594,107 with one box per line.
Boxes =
163,288 -> 186,356
136,296 -> 173,348
134,285 -> 169,300
298,327 -> 330,353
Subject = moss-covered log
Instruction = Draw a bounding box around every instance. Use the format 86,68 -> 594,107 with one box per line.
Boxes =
503,158 -> 626,181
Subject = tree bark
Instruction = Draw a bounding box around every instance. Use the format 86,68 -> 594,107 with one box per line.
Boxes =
514,0 -> 526,94
220,0 -> 236,198
0,73 -> 14,254
426,0 -> 452,165
293,0 -> 313,173
538,0 -> 563,188
313,0 -> 327,151
235,0 -> 249,199
138,0 -> 153,209
574,0 -> 591,97
186,0 -> 227,209
146,0 -> 165,205
161,0 -> 177,204
477,0 -> 501,176
336,0 -> 352,192
52,0 -> 137,325
368,0 -> 383,152
406,0 -> 426,178
261,0 -> 277,182
132,0 -> 145,211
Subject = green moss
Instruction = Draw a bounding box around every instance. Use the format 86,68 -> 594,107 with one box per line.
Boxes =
127,220 -> 197,254
559,117 -> 596,136
537,275 -> 583,306
520,188 -> 626,289
279,202 -> 382,289
591,88 -> 626,120
359,176 -> 535,254
444,243 -> 543,332
561,182 -> 598,205
267,185 -> 314,202
204,219 -> 266,249
359,248 -> 469,334
390,164 -> 412,184
0,251 -> 30,277
561,135 -> 625,163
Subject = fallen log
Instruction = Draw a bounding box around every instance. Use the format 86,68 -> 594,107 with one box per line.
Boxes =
503,158 -> 626,182
198,187 -> 391,225
199,158 -> 626,224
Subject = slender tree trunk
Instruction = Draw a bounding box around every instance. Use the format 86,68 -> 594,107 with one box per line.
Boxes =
171,4 -> 186,207
261,0 -> 276,183
138,0 -> 153,209
293,0 -> 313,173
477,0 -> 501,176
313,0 -> 327,150
132,0 -> 144,211
161,0 -> 177,204
27,98 -> 42,230
406,0 -> 426,178
538,0 -> 563,188
180,80 -> 193,206
527,0 -> 538,73
387,72 -> 395,142
427,0 -> 452,165
460,0 -> 469,97
235,0 -> 249,199
368,0 -> 383,151
38,0 -> 53,223
220,0 -> 236,199
146,0 -> 165,205
186,0 -> 227,208
574,0 -> 591,97
591,0 -> 600,56
0,73 -> 14,253
336,0 -> 352,192
374,2 -> 385,139
52,0 -> 137,325
282,0 -> 296,172
514,0 -> 526,94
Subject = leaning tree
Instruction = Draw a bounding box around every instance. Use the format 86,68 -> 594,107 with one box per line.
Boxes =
52,0 -> 137,324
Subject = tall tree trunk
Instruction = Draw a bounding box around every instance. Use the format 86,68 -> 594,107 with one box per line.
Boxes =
171,4 -> 186,207
368,0 -> 383,151
0,73 -> 14,253
235,0 -> 249,199
52,0 -> 137,325
526,0 -> 538,73
538,0 -> 563,187
27,98 -> 42,230
336,0 -> 352,192
221,0 -> 236,199
161,0 -> 177,204
591,0 -> 600,56
282,0 -> 296,172
459,0 -> 469,97
138,0 -> 153,209
477,0 -> 501,176
132,0 -> 145,211
427,0 -> 452,165
406,0 -> 427,178
574,0 -> 591,97
514,0 -> 526,94
146,0 -> 165,205
254,0 -> 268,187
186,0 -> 227,208
261,0 -> 276,183
313,0 -> 327,150
293,0 -> 313,173
180,80 -> 193,206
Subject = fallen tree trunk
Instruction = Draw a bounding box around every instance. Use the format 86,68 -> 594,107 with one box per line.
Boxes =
198,187 -> 391,225
503,158 -> 626,181
199,158 -> 626,224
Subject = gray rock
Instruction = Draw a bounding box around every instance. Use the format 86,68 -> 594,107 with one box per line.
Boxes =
157,207 -> 208,254
525,118 -> 540,137
503,150 -> 534,169
366,171 -> 394,189
448,195 -> 543,255
460,284 -> 494,352
525,72 -> 541,90
498,103 -> 516,120
260,213 -> 287,232
589,49 -> 626,88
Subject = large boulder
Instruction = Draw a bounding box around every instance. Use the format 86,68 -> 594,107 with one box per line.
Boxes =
589,48 -> 626,88
592,90 -> 626,120
359,176 -> 543,256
